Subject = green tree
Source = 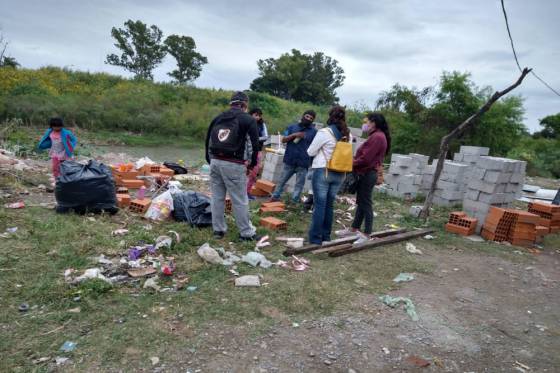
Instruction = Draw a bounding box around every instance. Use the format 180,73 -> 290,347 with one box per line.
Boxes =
534,113 -> 560,139
105,20 -> 166,80
164,35 -> 208,84
250,49 -> 345,105
0,56 -> 19,68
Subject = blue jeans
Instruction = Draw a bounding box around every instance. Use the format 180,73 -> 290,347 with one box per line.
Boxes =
308,168 -> 345,244
271,163 -> 308,202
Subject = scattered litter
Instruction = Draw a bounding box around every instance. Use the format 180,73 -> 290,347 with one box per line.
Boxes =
96,255 -> 113,265
143,277 -> 160,292
168,230 -> 181,243
535,324 -> 547,332
74,268 -> 111,284
32,357 -> 50,364
229,268 -> 240,276
276,255 -> 311,271
155,235 -> 173,250
393,273 -> 415,283
235,275 -> 261,287
150,356 -> 160,366
405,242 -> 423,255
18,303 -> 29,312
161,258 -> 175,276
197,243 -> 225,265
409,205 -> 423,218
127,267 -> 157,278
256,235 -> 271,249
186,286 -> 197,292
406,355 -> 430,367
5,201 -> 25,209
465,235 -> 485,242
6,227 -> 18,233
111,229 -> 128,236
379,295 -> 419,321
292,322 -> 300,328
514,361 -> 531,372
423,234 -> 434,240
382,347 -> 390,355
55,357 -> 70,366
68,307 -> 81,313
59,341 -> 77,352
143,224 -> 153,231
242,251 -> 272,268
276,236 -> 305,248
173,275 -> 189,290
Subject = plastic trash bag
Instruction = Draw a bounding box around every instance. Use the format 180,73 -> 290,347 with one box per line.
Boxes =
197,243 -> 225,265
163,162 -> 188,175
145,191 -> 174,221
379,295 -> 419,321
172,191 -> 212,227
241,251 -> 272,269
55,160 -> 118,214
135,157 -> 154,170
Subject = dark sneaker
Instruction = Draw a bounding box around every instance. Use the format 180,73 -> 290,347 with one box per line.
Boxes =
213,231 -> 225,239
239,234 -> 262,242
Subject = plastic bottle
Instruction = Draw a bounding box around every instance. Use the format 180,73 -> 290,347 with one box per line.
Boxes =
137,186 -> 146,200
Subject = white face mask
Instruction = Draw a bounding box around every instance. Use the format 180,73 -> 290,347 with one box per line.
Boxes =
362,123 -> 370,132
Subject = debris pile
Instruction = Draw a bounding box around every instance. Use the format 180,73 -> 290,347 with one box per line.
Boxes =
481,206 -> 543,247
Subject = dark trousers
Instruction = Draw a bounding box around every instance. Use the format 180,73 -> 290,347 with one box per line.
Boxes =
351,170 -> 377,234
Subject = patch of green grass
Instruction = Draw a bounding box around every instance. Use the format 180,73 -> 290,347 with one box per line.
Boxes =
0,193 -> 553,370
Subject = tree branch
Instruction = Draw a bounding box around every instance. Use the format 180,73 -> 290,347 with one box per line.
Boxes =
419,67 -> 532,220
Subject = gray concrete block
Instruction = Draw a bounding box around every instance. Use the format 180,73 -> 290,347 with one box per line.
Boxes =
414,174 -> 423,185
437,179 -> 462,191
443,161 -> 470,175
477,192 -> 507,204
469,167 -> 486,180
509,172 -> 524,184
463,154 -> 481,164
388,164 -> 408,175
397,182 -> 418,194
465,188 -> 480,201
467,179 -> 501,194
408,153 -> 430,166
477,156 -> 508,171
434,189 -> 464,200
459,146 -> 489,156
432,196 -> 462,207
383,174 -> 401,186
495,183 -> 507,193
453,153 -> 464,162
505,183 -> 519,193
483,170 -> 512,184
463,199 -> 492,215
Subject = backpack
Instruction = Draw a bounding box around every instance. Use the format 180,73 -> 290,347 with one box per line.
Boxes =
209,111 -> 244,158
323,128 -> 353,173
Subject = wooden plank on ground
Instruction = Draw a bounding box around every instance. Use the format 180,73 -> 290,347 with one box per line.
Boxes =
282,228 -> 407,256
328,229 -> 434,257
312,243 -> 353,254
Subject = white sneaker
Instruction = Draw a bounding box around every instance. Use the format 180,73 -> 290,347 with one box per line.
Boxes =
335,228 -> 359,237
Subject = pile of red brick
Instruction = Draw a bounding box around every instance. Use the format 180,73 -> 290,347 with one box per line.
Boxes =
528,201 -> 560,234
445,211 -> 478,236
481,206 -> 549,247
111,163 -> 174,189
250,179 -> 275,197
259,201 -> 286,214
260,216 -> 287,230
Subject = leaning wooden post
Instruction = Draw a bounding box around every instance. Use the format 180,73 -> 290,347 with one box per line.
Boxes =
419,68 -> 532,220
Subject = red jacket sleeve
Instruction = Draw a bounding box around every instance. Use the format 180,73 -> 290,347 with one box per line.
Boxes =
353,134 -> 384,169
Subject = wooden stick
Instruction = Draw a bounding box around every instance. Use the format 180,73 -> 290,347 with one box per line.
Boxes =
282,228 -> 407,256
312,243 -> 353,254
329,229 -> 434,257
420,68 -> 532,220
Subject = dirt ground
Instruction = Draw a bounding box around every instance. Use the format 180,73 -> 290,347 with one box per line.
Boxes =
142,245 -> 558,373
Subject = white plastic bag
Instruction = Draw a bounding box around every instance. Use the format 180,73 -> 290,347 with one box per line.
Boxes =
135,157 -> 155,170
144,191 -> 174,221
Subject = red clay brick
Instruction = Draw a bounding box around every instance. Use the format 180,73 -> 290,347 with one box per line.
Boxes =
260,216 -> 287,230
120,179 -> 145,189
445,223 -> 471,236
261,201 -> 286,209
259,206 -> 286,214
250,186 -> 270,197
129,199 -> 151,214
255,179 -> 276,194
117,194 -> 131,208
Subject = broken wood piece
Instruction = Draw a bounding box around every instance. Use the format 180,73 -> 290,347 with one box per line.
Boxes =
329,229 -> 434,257
127,267 -> 157,278
311,243 -> 353,254
282,228 -> 407,256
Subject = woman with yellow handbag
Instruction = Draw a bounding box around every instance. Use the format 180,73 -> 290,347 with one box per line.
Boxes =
306,106 -> 352,245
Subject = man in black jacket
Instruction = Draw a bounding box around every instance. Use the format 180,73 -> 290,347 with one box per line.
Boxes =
205,91 -> 260,240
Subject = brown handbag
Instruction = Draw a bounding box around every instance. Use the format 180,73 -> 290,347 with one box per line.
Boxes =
375,164 -> 384,185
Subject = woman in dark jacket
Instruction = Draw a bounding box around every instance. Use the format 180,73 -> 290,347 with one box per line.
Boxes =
350,112 -> 390,234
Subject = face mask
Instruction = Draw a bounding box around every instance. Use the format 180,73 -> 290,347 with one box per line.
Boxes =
362,123 -> 370,132
301,118 -> 313,127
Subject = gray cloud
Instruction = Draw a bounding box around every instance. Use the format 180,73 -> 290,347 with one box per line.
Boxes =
1,0 -> 559,131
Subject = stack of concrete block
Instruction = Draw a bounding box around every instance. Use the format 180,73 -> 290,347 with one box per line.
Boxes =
384,153 -> 429,199
463,156 -> 526,232
453,146 -> 490,165
431,161 -> 470,206
261,151 -> 311,195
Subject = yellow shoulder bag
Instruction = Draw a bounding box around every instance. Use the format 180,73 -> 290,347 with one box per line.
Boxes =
323,128 -> 353,173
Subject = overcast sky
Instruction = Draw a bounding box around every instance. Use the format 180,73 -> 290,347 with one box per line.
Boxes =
1,0 -> 558,131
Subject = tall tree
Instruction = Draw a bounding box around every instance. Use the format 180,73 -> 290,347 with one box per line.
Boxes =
0,31 -> 19,68
534,113 -> 560,139
250,49 -> 345,105
164,35 -> 208,84
105,20 -> 166,80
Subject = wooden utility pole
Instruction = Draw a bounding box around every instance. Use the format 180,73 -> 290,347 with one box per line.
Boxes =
419,68 -> 532,220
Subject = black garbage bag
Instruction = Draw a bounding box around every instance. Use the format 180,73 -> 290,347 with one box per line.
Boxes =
163,162 -> 188,175
172,191 -> 212,227
55,160 -> 118,214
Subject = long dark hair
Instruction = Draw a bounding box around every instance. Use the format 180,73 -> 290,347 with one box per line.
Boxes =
49,117 -> 64,128
327,105 -> 350,141
367,112 -> 391,154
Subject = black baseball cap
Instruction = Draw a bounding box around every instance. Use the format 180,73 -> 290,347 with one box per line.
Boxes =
230,91 -> 249,104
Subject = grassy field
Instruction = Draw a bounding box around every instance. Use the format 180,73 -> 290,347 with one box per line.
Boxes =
2,163 -> 556,371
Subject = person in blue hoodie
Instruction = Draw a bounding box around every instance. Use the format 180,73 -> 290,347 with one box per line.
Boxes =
38,117 -> 77,181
